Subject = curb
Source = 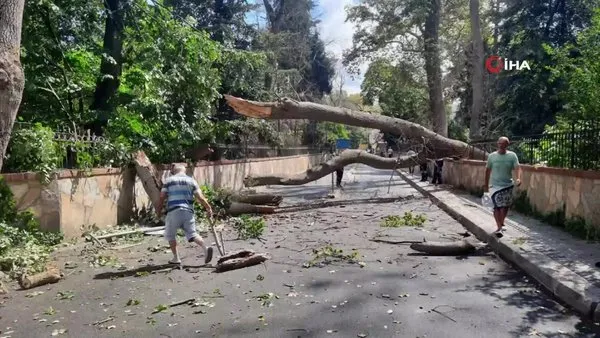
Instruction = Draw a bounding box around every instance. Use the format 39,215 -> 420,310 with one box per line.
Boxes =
397,171 -> 600,322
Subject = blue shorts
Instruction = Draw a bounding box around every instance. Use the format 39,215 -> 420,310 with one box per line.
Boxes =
164,208 -> 198,242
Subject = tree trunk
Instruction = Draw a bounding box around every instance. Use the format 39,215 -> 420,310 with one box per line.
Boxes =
19,267 -> 62,290
0,0 -> 26,171
423,0 -> 447,137
243,149 -> 419,187
89,0 -> 124,135
229,192 -> 283,206
215,250 -> 270,273
410,240 -> 477,256
469,0 -> 484,140
224,95 -> 486,162
132,151 -> 163,212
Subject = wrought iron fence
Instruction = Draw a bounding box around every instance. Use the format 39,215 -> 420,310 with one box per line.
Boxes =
470,123 -> 600,170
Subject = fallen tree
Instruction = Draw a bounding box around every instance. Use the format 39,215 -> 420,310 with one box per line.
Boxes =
132,151 -> 282,215
244,149 -> 415,187
224,95 -> 488,187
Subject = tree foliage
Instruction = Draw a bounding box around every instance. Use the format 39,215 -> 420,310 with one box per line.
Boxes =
5,0 -> 336,173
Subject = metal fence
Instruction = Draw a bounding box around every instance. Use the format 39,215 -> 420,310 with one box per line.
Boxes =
470,123 -> 600,170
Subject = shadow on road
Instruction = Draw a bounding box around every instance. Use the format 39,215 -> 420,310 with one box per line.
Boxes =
93,263 -> 211,280
454,269 -> 600,337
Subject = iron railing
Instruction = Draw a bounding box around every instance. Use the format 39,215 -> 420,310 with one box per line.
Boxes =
470,123 -> 600,170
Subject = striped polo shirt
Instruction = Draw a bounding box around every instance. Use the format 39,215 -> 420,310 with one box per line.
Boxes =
161,173 -> 200,213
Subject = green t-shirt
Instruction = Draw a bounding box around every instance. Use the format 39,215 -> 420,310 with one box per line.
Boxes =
486,151 -> 519,188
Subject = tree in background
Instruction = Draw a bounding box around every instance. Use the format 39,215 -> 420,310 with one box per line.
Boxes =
0,0 -> 26,170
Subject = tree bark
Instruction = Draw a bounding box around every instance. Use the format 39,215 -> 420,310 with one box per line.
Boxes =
469,0 -> 484,140
132,151 -> 163,212
19,267 -> 62,290
89,0 -> 124,135
0,0 -> 26,171
224,95 -> 486,161
423,0 -> 447,137
410,240 -> 477,256
229,192 -> 283,206
243,149 -> 419,187
215,250 -> 270,273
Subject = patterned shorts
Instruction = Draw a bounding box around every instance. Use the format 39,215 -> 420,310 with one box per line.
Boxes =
490,185 -> 514,209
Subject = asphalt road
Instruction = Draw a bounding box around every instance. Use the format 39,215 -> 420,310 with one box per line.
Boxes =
1,165 -> 599,338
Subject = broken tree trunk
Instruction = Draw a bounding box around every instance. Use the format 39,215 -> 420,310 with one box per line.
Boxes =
132,151 -> 280,213
410,240 -> 477,256
132,151 -> 163,212
19,267 -> 62,290
243,149 -> 415,187
214,250 -> 270,273
224,95 -> 487,162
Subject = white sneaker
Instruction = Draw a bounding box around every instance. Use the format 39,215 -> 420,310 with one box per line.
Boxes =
169,257 -> 182,264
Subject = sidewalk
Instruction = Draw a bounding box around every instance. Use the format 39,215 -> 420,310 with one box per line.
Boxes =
398,170 -> 600,322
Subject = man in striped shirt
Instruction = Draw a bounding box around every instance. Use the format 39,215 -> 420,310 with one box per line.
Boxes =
157,164 -> 214,265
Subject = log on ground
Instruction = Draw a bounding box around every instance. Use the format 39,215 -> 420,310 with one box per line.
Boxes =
229,192 -> 283,206
227,202 -> 275,216
409,240 -> 477,256
214,250 -> 270,273
19,267 -> 62,290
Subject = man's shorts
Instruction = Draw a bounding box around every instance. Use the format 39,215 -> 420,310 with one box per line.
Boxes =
164,208 -> 198,242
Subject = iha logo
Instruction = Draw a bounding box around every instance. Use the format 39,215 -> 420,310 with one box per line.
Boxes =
485,55 -> 531,74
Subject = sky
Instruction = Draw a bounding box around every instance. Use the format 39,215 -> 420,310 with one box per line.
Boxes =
313,0 -> 364,94
246,0 -> 365,95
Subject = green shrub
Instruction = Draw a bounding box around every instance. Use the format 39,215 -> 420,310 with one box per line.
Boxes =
4,123 -> 61,183
0,177 -> 63,277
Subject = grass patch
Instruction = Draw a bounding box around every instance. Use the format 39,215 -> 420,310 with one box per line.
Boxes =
381,212 -> 427,228
303,245 -> 361,268
230,215 -> 266,240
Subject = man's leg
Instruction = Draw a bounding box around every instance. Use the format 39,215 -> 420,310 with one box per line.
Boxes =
183,211 -> 214,264
164,212 -> 181,264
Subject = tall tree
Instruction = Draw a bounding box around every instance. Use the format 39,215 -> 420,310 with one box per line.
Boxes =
0,0 -> 26,170
345,0 -> 448,136
89,0 -> 125,135
469,0 -> 484,139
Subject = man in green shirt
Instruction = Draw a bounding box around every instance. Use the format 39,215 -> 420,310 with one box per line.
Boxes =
484,137 -> 522,237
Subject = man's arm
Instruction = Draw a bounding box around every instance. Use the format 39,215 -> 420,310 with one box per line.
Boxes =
513,154 -> 522,186
484,157 -> 492,192
156,191 -> 167,216
194,190 -> 213,218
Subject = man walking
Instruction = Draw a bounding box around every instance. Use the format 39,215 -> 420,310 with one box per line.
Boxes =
483,137 -> 522,237
158,164 -> 214,265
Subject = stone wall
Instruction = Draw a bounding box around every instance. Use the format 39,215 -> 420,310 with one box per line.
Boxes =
3,154 -> 321,238
442,159 -> 600,229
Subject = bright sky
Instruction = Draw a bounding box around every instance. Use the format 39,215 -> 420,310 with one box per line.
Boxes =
314,0 -> 364,94
246,0 -> 365,95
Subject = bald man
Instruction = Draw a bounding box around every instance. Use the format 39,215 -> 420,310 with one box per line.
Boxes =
157,164 -> 214,265
484,137 -> 522,237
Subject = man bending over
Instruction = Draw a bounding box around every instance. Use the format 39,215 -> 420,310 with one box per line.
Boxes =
158,164 -> 214,264
483,137 -> 522,237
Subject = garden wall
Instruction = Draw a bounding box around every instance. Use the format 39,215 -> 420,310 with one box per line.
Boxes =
3,154 -> 321,238
442,159 -> 600,231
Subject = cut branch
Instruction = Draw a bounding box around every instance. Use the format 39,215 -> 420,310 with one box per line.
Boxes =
224,95 -> 487,162
410,240 -> 477,256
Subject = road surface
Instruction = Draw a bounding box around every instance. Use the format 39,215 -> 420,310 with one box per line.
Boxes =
1,165 -> 599,338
